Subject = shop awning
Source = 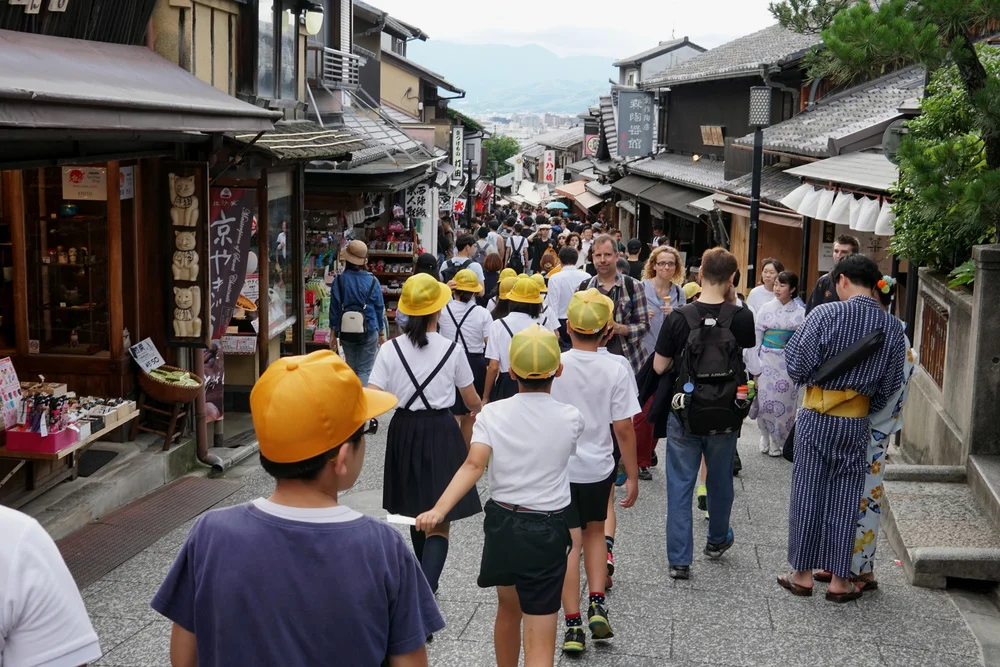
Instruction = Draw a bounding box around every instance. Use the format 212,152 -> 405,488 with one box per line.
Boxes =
556,180 -> 607,210
611,174 -> 658,198
784,152 -> 899,192
640,181 -> 706,221
0,29 -> 279,133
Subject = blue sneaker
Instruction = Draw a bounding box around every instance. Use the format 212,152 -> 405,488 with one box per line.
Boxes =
704,527 -> 735,560
614,462 -> 626,487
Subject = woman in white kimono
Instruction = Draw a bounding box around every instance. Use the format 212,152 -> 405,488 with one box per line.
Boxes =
753,271 -> 806,457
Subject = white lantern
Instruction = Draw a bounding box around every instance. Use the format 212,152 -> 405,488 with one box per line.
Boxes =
305,10 -> 324,36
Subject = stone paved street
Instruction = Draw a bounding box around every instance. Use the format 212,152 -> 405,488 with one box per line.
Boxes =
82,414 -> 988,666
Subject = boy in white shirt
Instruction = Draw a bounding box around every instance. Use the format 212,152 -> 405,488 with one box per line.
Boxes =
418,325 -> 584,667
550,289 -> 640,654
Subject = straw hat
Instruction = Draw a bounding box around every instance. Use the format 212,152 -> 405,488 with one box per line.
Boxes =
340,240 -> 368,266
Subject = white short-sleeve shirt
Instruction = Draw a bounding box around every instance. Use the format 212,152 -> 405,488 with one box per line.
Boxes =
551,349 -> 642,483
438,300 -> 492,355
0,506 -> 102,667
369,332 -> 474,410
485,312 -> 542,371
547,268 -> 591,320
599,347 -> 639,397
472,393 -> 584,511
440,257 -> 485,283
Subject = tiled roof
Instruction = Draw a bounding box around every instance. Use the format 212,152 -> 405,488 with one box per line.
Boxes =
716,166 -> 802,207
382,50 -> 463,94
732,67 -> 924,157
613,38 -> 698,68
600,95 -> 618,159
643,24 -> 820,87
627,152 -> 726,191
535,126 -> 584,150
521,144 -> 545,161
231,121 -> 371,161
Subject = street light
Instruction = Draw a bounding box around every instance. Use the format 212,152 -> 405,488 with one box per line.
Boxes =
746,86 -> 772,289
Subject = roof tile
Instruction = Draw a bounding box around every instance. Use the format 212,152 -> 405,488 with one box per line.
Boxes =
627,152 -> 726,191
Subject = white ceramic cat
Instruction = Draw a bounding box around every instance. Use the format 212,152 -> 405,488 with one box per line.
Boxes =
169,173 -> 199,227
172,230 -> 199,281
173,286 -> 202,338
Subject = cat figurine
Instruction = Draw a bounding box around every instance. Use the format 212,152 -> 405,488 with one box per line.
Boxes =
169,173 -> 199,227
172,230 -> 199,281
173,286 -> 202,338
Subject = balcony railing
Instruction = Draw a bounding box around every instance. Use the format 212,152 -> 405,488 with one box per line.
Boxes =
307,46 -> 360,90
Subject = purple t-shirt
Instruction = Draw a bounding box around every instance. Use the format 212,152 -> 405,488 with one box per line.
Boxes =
151,500 -> 444,666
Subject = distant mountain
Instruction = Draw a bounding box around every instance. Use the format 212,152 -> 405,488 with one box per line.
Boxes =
406,41 -> 616,114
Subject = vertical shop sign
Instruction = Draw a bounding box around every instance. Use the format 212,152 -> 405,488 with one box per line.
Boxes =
584,118 -> 600,156
164,162 -> 211,348
542,150 -> 556,184
405,183 -> 431,219
617,91 -> 655,157
450,125 -> 465,184
513,155 -> 524,182
208,187 -> 255,339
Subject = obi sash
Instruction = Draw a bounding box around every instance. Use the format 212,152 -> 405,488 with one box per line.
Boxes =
762,329 -> 795,349
803,386 -> 870,418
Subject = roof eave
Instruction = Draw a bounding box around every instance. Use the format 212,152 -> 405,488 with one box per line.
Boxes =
640,68 -> 764,89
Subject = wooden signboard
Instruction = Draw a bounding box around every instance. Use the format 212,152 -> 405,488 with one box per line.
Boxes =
164,161 -> 211,348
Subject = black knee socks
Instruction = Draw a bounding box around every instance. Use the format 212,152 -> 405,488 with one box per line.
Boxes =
421,535 -> 449,593
409,527 -> 426,561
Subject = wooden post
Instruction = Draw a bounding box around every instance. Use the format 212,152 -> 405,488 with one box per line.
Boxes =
3,171 -> 29,356
106,161 -> 124,360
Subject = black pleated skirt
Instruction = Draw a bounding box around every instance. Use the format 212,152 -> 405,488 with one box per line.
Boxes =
383,408 -> 482,522
489,371 -> 520,402
451,351 -> 487,416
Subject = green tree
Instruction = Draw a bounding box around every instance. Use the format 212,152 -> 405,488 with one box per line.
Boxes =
483,136 -> 520,176
770,0 -> 1000,274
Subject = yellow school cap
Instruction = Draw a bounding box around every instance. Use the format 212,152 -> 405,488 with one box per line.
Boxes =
517,273 -> 530,281
683,282 -> 701,301
498,276 -> 518,300
452,268 -> 483,293
251,351 -> 397,463
509,324 -> 561,380
530,273 -> 548,293
567,288 -> 613,333
399,273 -> 451,316
499,268 -> 517,281
507,277 -> 544,305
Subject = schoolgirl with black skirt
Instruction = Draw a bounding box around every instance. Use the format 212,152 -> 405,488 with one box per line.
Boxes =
483,277 -> 546,403
368,273 -> 484,594
438,268 -> 492,448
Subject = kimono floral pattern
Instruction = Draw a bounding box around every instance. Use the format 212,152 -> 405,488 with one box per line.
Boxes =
851,347 -> 918,575
752,298 -> 806,449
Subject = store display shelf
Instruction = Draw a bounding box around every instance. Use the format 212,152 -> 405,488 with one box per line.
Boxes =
0,411 -> 139,461
368,251 -> 413,258
40,215 -> 106,224
41,303 -> 106,311
372,271 -> 413,278
41,260 -> 106,268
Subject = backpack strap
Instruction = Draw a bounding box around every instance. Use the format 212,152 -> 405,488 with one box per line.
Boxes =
679,304 -> 704,331
393,339 -> 457,411
447,304 -> 476,354
499,319 -> 513,338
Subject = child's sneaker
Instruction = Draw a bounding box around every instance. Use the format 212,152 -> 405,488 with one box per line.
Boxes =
588,601 -> 614,640
615,462 -> 626,487
562,627 -> 586,653
696,484 -> 707,511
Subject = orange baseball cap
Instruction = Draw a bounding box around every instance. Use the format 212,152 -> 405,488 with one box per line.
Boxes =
250,350 -> 397,463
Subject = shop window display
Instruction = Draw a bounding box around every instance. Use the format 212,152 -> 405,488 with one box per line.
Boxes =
267,171 -> 293,335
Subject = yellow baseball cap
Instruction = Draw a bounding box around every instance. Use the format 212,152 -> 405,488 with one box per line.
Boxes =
530,273 -> 548,293
399,273 -> 451,316
452,268 -> 483,293
499,268 -> 517,282
507,277 -> 543,305
509,324 -> 561,379
251,350 -> 397,463
567,288 -> 613,333
498,276 -> 518,300
683,282 -> 701,301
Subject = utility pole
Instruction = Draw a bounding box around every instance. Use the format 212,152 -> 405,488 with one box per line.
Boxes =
491,160 -> 498,212
466,158 -> 475,226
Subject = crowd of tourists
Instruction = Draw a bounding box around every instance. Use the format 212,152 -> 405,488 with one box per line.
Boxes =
0,208 -> 916,667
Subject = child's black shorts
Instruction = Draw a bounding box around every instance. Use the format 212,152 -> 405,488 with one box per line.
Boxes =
565,469 -> 616,530
477,499 -> 571,616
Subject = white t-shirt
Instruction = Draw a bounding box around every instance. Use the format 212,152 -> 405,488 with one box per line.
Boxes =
473,393 -> 584,511
599,347 -> 639,397
0,506 -> 102,667
506,236 -> 527,266
547,267 -> 591,320
438,300 -> 492,355
746,285 -> 775,315
440,256 -> 485,283
486,231 -> 502,256
539,303 -> 559,332
369,332 -> 474,410
485,312 -> 542,371
550,349 -> 641,483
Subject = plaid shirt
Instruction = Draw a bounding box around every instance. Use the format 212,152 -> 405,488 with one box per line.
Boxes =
580,272 -> 651,373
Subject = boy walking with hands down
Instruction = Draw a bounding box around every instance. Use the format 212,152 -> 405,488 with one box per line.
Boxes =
418,325 -> 583,667
551,289 -> 640,654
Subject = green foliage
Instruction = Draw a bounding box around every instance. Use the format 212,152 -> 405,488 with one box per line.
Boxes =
948,259 -> 976,288
483,136 -> 520,176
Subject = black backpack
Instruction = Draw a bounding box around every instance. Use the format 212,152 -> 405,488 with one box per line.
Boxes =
505,236 -> 525,273
441,257 -> 473,283
672,303 -> 750,436
337,276 -> 377,344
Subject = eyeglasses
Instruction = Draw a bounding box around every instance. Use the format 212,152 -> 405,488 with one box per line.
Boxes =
655,261 -> 676,268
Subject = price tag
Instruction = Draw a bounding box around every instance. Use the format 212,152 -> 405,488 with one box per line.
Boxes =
129,338 -> 166,373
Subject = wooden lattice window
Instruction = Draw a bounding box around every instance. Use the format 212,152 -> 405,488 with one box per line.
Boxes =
919,300 -> 948,389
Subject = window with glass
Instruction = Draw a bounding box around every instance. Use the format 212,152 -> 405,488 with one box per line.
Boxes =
268,171 -> 294,335
279,8 -> 297,99
257,0 -> 275,97
257,1 -> 298,100
24,167 -> 110,355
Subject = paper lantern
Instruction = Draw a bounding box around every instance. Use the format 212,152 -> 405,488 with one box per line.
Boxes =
875,201 -> 897,236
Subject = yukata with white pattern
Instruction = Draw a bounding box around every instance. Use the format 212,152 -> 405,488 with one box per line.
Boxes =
852,346 -> 918,576
752,297 -> 806,456
784,295 -> 907,580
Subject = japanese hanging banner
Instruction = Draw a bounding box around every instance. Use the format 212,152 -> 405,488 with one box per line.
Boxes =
208,187 -> 255,340
617,91 -> 655,157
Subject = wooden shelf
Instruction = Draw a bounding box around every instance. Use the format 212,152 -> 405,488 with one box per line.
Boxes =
41,303 -> 106,311
42,259 -> 106,268
0,412 -> 139,461
372,271 -> 413,278
368,251 -> 414,258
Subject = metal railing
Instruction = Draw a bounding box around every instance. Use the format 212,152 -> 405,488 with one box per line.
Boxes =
307,46 -> 360,89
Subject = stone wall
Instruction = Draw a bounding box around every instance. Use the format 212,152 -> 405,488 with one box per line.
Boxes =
901,268 -> 974,464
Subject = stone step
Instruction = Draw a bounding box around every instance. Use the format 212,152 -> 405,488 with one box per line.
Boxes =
882,475 -> 1000,589
969,455 -> 1000,532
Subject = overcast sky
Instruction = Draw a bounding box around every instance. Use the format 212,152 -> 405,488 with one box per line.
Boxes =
368,0 -> 780,58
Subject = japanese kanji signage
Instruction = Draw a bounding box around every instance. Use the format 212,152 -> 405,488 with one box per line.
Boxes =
584,118 -> 600,157
208,187 -> 255,339
405,183 -> 431,219
452,198 -> 466,216
542,150 -> 556,184
617,91 -> 655,157
450,126 -> 465,184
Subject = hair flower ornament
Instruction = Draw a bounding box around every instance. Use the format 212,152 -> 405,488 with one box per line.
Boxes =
877,276 -> 896,294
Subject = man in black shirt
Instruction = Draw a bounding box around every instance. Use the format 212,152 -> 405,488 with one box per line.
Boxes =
527,221 -> 557,274
625,239 -> 644,280
652,247 -> 755,580
805,234 -> 859,315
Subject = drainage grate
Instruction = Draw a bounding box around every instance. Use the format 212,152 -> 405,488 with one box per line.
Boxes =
220,429 -> 258,449
77,449 -> 118,478
57,476 -> 242,589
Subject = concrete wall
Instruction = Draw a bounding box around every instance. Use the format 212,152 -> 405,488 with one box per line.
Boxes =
901,269 -> 974,465
381,61 -> 421,118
